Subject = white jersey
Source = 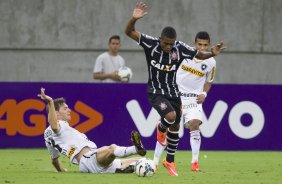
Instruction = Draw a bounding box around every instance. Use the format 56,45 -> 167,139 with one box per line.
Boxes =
176,57 -> 216,94
44,120 -> 97,164
93,52 -> 125,83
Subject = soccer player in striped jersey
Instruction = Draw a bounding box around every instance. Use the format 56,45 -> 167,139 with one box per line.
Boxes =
125,2 -> 225,176
38,88 -> 146,174
153,31 -> 216,172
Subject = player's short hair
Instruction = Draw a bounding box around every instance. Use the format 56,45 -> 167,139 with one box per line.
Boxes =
161,27 -> 177,39
195,31 -> 210,42
46,97 -> 66,113
108,35 -> 120,43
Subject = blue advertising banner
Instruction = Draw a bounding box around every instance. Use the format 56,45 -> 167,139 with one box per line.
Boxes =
0,82 -> 281,150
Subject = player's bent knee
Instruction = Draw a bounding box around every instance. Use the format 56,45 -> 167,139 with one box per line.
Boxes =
109,144 -> 117,153
188,120 -> 201,131
165,111 -> 176,122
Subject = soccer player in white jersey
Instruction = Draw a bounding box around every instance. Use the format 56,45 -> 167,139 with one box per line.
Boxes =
38,88 -> 146,174
153,31 -> 216,172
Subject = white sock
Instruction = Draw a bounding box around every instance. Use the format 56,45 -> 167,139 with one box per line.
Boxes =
153,141 -> 166,166
190,130 -> 201,163
114,146 -> 136,157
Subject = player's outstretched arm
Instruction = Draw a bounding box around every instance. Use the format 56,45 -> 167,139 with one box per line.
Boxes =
196,41 -> 225,60
38,88 -> 60,133
125,2 -> 148,42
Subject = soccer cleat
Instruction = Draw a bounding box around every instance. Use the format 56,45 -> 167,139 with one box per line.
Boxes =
162,159 -> 178,176
191,162 -> 201,172
156,123 -> 167,146
131,131 -> 147,156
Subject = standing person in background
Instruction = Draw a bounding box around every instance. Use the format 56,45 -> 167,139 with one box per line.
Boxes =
153,31 -> 216,172
93,35 -> 126,82
125,2 -> 225,176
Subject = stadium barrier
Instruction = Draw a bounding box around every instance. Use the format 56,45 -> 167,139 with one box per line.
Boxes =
0,82 -> 281,150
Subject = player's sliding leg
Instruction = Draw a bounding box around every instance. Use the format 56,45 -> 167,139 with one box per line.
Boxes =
115,157 -> 140,173
96,131 -> 146,167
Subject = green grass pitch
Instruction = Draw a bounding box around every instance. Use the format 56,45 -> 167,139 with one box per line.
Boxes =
0,149 -> 281,184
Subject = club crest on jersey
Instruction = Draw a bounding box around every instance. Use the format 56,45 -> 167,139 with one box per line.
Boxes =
151,60 -> 176,71
159,102 -> 168,111
201,64 -> 207,71
170,51 -> 178,61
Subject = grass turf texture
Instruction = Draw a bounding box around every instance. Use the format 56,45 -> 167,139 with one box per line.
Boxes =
0,149 -> 281,184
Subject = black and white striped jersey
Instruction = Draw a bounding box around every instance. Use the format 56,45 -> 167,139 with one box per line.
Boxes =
138,33 -> 198,98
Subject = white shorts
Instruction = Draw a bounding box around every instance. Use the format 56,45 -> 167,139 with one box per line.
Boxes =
180,96 -> 203,125
79,151 -> 121,173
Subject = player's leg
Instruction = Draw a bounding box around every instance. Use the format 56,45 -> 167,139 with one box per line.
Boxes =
165,97 -> 182,162
162,97 -> 182,176
148,94 -> 176,145
96,144 -> 137,167
186,119 -> 202,171
115,157 -> 141,173
153,119 -> 166,167
95,131 -> 146,168
184,100 -> 203,171
153,138 -> 166,167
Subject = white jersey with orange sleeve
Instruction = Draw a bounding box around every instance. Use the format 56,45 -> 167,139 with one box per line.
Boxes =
44,120 -> 97,164
176,57 -> 216,94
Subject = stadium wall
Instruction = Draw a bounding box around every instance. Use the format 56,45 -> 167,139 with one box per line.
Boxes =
0,0 -> 282,84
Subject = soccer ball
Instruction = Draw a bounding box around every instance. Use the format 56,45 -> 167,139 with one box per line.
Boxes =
118,66 -> 133,82
135,158 -> 156,177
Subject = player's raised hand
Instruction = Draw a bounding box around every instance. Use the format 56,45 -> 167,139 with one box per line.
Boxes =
38,88 -> 53,102
211,41 -> 226,56
133,2 -> 148,19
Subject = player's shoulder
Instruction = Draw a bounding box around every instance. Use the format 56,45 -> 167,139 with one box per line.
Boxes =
57,120 -> 68,126
176,41 -> 196,51
140,33 -> 158,41
205,57 -> 216,66
97,52 -> 109,59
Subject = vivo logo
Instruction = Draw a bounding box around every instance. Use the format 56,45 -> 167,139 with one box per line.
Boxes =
126,100 -> 265,139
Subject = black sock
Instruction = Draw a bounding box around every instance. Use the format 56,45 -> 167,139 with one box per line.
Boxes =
166,129 -> 179,163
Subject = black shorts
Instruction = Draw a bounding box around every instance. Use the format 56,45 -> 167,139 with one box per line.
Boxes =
148,93 -> 182,120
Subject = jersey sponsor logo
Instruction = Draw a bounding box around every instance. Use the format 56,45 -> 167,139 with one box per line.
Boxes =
181,65 -> 204,77
151,60 -> 176,71
183,103 -> 198,109
67,146 -> 76,158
